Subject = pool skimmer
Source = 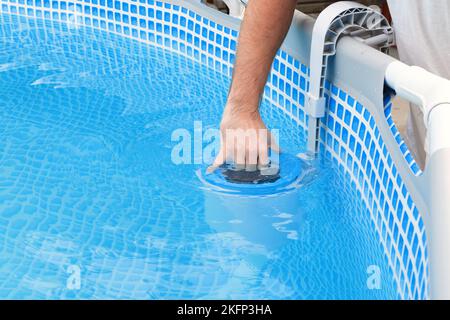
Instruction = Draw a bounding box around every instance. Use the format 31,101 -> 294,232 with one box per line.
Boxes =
199,153 -> 314,196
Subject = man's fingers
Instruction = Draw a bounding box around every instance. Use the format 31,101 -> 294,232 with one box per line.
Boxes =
269,132 -> 281,154
235,132 -> 246,169
210,128 -> 279,173
258,131 -> 269,169
270,140 -> 281,154
244,130 -> 258,171
246,145 -> 258,171
225,134 -> 235,164
207,149 -> 225,174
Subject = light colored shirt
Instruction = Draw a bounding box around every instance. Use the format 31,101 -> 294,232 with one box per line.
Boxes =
388,0 -> 450,167
388,0 -> 450,79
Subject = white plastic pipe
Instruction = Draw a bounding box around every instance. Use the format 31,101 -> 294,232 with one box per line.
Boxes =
386,61 -> 450,299
428,104 -> 450,156
385,61 -> 450,157
221,0 -> 245,18
428,103 -> 450,300
428,142 -> 450,300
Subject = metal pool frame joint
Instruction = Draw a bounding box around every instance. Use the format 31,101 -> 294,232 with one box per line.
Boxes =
306,1 -> 394,154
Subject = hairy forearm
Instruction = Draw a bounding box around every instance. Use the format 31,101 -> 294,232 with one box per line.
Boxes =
226,0 -> 298,114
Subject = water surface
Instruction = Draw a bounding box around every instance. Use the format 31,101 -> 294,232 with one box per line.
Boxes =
0,14 -> 397,299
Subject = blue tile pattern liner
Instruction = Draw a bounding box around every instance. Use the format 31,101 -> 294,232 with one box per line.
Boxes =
0,0 -> 428,299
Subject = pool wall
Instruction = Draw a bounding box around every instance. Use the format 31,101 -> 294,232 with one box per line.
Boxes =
0,0 -> 430,299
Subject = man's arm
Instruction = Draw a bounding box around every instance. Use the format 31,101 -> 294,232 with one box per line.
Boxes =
211,0 -> 298,171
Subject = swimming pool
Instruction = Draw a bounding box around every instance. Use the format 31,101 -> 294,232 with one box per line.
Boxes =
0,0 -> 443,300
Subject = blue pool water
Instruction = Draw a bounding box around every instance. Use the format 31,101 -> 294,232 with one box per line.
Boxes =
0,14 -> 398,299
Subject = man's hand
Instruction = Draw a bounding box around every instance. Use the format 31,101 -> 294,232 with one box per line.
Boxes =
208,0 -> 297,173
208,103 -> 279,173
